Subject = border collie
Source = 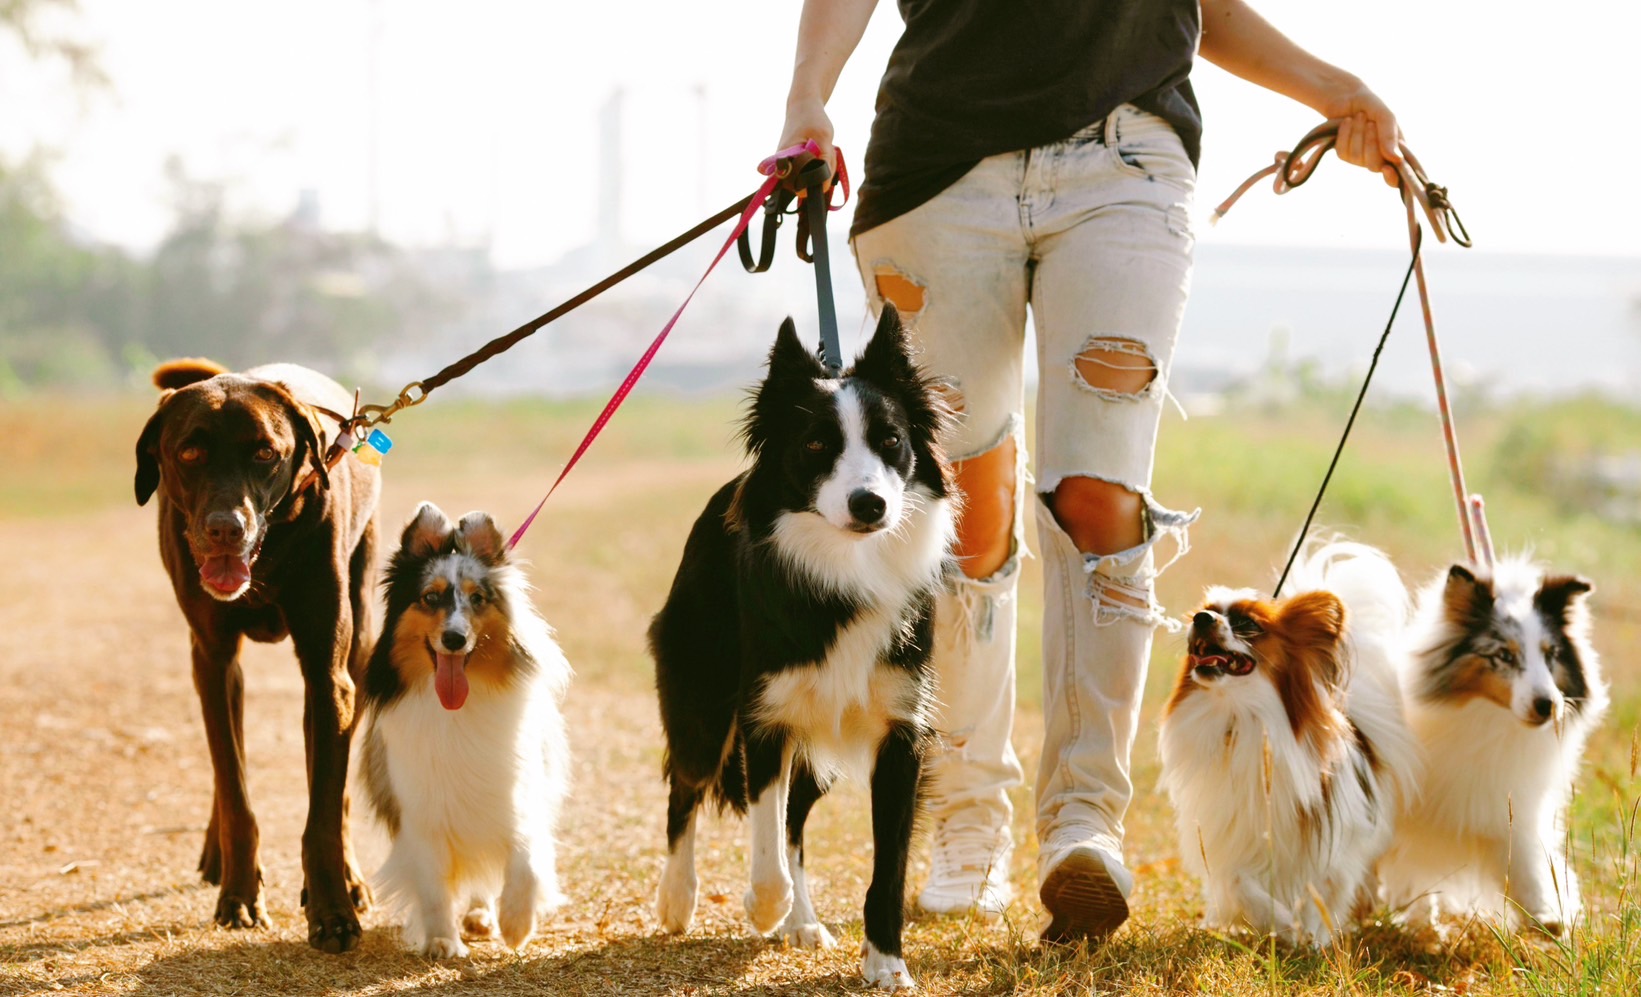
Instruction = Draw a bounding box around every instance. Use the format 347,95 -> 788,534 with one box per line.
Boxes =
360,503 -> 571,957
649,305 -> 954,990
1159,541 -> 1420,946
1380,558 -> 1606,935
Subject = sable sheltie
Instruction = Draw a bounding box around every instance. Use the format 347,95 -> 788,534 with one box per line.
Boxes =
360,503 -> 571,957
649,305 -> 953,990
1158,541 -> 1420,946
1379,557 -> 1606,935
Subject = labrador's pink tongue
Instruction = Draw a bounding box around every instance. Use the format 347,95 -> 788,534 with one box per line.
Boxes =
200,555 -> 251,595
435,653 -> 469,710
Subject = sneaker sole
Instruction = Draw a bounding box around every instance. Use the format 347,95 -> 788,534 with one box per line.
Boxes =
1038,852 -> 1128,944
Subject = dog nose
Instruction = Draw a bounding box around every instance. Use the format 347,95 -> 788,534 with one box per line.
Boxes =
1532,696 -> 1555,721
204,511 -> 245,547
440,630 -> 467,652
1192,611 -> 1216,630
848,489 -> 887,525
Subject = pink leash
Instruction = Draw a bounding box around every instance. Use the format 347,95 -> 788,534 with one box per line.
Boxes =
507,142 -> 834,549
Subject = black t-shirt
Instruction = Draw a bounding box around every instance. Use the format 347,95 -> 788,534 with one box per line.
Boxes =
852,0 -> 1202,237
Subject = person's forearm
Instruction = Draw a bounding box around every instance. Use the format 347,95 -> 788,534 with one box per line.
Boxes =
1198,0 -> 1359,116
786,0 -> 879,110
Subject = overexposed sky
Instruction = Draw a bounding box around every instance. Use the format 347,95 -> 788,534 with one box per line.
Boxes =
4,0 -> 1636,267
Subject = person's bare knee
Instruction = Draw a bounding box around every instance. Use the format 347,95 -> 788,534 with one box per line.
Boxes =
1048,476 -> 1144,558
1072,337 -> 1156,397
952,437 -> 1017,580
874,268 -> 927,319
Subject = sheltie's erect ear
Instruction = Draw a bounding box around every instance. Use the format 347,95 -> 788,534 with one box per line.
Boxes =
402,502 -> 455,559
456,512 -> 509,565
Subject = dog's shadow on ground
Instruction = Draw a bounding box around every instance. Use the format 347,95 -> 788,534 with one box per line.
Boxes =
122,929 -> 847,996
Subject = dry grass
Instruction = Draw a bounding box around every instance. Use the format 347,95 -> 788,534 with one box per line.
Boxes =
1,392 -> 1636,996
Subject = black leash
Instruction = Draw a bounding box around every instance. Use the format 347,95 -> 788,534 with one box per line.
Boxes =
1272,232 -> 1421,598
737,156 -> 845,374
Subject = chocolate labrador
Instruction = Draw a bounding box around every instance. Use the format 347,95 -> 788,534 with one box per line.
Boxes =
135,359 -> 379,952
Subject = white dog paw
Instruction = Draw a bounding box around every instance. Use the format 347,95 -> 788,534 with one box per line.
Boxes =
461,905 -> 497,942
861,940 -> 916,990
778,918 -> 837,950
656,868 -> 698,934
421,935 -> 469,960
744,880 -> 793,935
498,905 -> 536,950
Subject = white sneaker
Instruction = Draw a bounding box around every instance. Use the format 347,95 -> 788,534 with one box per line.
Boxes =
1037,837 -> 1132,944
918,818 -> 1013,919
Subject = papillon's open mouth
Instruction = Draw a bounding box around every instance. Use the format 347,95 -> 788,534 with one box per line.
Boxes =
1187,639 -> 1255,679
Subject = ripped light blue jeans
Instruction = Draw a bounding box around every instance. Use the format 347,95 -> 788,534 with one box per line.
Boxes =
852,104 -> 1199,890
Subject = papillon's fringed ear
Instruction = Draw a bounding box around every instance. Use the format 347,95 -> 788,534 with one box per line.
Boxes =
1442,562 -> 1495,629
134,403 -> 169,506
403,502 -> 454,558
1281,590 -> 1348,690
456,512 -> 508,565
1535,573 -> 1594,622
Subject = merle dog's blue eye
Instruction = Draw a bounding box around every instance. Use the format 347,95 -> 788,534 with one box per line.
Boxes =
420,590 -> 441,608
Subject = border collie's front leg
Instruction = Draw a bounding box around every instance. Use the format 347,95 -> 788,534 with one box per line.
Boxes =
658,777 -> 704,933
779,761 -> 836,948
743,731 -> 794,934
862,723 -> 924,990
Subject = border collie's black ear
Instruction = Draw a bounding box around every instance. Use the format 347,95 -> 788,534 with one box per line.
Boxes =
456,512 -> 508,565
853,302 -> 913,385
767,316 -> 826,382
1536,573 -> 1594,621
134,401 -> 169,506
403,502 -> 454,558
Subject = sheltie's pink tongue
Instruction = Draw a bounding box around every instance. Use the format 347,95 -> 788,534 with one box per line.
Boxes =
435,653 -> 469,710
199,555 -> 252,596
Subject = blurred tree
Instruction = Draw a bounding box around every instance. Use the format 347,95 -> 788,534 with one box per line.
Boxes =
0,0 -> 105,91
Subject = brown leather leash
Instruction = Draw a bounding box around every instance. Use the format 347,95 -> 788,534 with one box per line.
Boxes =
1212,120 -> 1493,589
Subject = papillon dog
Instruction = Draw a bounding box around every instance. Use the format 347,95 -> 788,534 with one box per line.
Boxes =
649,304 -> 954,990
1159,541 -> 1420,946
1379,557 -> 1606,935
360,503 -> 571,957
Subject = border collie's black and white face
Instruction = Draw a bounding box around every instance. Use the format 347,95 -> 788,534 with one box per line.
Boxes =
739,304 -> 950,538
1417,560 -> 1595,727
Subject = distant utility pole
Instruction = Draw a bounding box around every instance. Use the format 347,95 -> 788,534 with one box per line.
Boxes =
366,0 -> 382,237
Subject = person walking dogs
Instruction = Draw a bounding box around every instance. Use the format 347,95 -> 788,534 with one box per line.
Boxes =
774,0 -> 1404,942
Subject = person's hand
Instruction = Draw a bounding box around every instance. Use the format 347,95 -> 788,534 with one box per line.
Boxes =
776,96 -> 837,188
1316,80 -> 1401,188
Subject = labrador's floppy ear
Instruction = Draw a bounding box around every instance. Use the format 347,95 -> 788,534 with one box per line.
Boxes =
134,396 -> 173,506
259,380 -> 330,495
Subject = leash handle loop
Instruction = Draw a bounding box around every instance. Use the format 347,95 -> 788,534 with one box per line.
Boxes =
1214,119 -> 1483,576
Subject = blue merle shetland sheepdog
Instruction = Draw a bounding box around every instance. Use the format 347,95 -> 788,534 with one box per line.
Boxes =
649,304 -> 954,990
1380,557 -> 1606,936
360,503 -> 571,958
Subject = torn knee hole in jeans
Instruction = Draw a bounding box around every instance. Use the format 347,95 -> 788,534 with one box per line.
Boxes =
1072,483 -> 1199,631
874,267 -> 927,319
1070,337 -> 1159,401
